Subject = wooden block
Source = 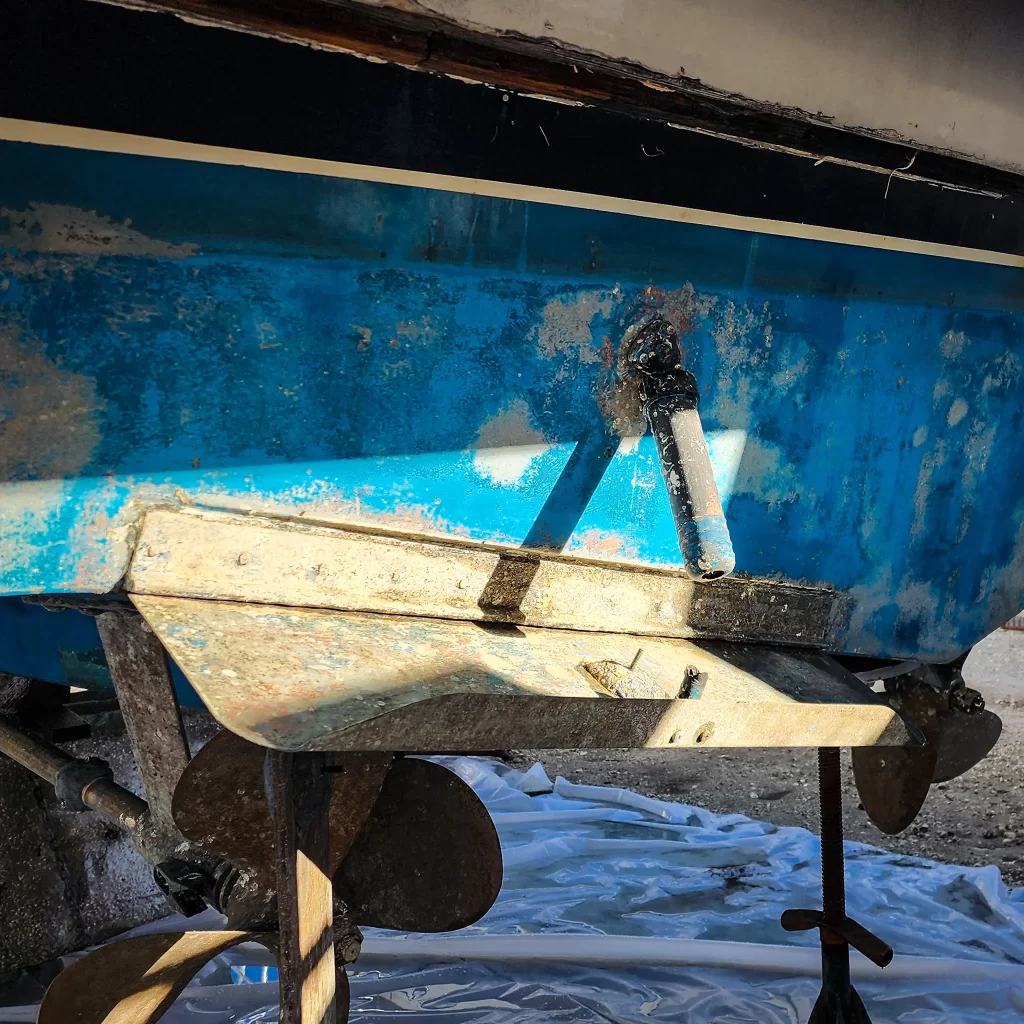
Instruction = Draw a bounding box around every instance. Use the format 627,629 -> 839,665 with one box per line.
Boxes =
271,750 -> 337,1024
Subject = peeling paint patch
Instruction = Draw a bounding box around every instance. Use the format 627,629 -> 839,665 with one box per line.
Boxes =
534,288 -> 615,364
981,349 -> 1022,394
731,436 -> 805,507
472,399 -> 551,485
947,397 -> 969,426
597,377 -> 645,440
353,325 -> 373,351
911,439 -> 947,537
0,328 -> 104,481
772,360 -> 809,389
0,480 -> 68,585
940,329 -> 967,360
712,299 -> 768,373
68,480 -> 181,592
981,506 -> 1024,631
957,417 -> 998,541
569,528 -> 640,561
641,282 -> 716,341
0,203 -> 198,258
394,314 -> 437,347
912,425 -> 929,447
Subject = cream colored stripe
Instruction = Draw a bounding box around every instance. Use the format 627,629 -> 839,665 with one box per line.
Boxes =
2,115 -> 1022,269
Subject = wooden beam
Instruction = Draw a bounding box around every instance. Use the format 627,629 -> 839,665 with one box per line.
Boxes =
133,594 -> 917,753
271,751 -> 337,1024
96,609 -> 190,831
128,508 -> 838,647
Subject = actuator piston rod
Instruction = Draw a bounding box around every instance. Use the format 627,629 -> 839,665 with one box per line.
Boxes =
624,317 -> 735,581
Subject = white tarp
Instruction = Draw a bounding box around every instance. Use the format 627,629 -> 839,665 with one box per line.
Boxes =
10,757 -> 1024,1023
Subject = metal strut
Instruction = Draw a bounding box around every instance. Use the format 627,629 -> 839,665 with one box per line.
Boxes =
781,748 -> 892,1023
0,716 -> 147,830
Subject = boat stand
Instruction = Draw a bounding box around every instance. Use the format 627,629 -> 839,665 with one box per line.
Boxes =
782,748 -> 893,1023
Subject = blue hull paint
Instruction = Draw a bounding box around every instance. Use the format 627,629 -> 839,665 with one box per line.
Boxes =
2,139 -> 1024,667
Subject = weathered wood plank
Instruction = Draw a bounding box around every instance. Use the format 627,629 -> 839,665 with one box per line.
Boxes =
132,594 -> 913,752
128,508 -> 837,646
95,609 -> 190,830
271,751 -> 336,1024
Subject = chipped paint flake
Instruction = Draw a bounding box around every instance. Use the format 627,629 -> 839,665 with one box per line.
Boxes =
940,329 -> 967,360
534,288 -> 615,364
947,397 -> 969,426
0,203 -> 198,258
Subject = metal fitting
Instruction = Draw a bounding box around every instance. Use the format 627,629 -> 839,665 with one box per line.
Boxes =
53,757 -> 114,812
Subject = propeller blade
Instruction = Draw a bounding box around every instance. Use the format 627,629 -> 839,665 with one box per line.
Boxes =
335,757 -> 503,932
171,731 -> 391,882
172,731 -> 275,879
853,683 -> 939,835
39,931 -> 274,1024
172,732 -> 502,932
933,707 -> 1002,784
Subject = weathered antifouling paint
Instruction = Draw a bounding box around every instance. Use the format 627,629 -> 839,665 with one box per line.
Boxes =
2,139 -> 1024,662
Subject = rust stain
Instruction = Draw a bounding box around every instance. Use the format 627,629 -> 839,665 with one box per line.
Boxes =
0,327 -> 105,481
394,314 -> 437,347
638,283 -> 715,343
378,502 -> 477,540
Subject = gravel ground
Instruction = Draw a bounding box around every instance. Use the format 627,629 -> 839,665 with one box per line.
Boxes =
513,628 -> 1024,887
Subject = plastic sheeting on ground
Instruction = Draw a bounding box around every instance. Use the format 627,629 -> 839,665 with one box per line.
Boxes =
8,757 -> 1024,1023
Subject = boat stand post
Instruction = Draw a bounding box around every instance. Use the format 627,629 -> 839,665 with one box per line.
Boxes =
782,748 -> 892,1022
270,750 -> 339,1024
96,608 -> 191,833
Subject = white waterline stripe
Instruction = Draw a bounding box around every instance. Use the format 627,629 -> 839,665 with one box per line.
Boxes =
2,116 -> 1023,269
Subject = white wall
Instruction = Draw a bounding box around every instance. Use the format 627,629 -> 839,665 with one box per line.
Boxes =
363,0 -> 1024,174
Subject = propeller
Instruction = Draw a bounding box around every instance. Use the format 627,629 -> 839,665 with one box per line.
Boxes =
933,704 -> 1002,784
41,731 -> 503,1023
170,730 -> 503,931
38,931 -> 278,1024
853,667 -> 1002,835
